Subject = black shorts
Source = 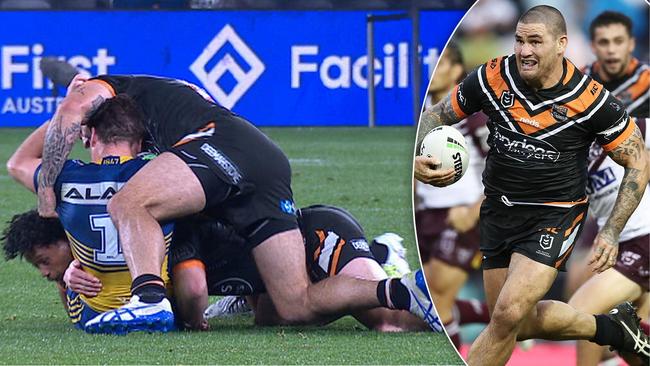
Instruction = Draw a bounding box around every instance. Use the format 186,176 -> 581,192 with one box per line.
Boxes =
299,205 -> 376,282
168,117 -> 298,247
170,216 -> 266,296
170,205 -> 378,295
480,198 -> 589,271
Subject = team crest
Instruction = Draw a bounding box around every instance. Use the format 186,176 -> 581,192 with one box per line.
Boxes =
539,233 -> 554,250
551,104 -> 568,122
500,91 -> 514,108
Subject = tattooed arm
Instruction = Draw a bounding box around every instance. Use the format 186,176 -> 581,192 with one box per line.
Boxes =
37,76 -> 114,217
589,125 -> 649,273
6,121 -> 50,193
414,92 -> 465,186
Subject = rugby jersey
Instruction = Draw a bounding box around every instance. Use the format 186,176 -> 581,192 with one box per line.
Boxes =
452,55 -> 633,205
35,156 -> 173,313
585,57 -> 649,118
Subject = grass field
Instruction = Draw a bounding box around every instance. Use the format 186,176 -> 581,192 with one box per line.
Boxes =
0,127 -> 463,365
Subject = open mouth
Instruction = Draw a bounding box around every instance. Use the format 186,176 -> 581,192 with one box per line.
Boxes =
521,59 -> 538,71
604,59 -> 621,68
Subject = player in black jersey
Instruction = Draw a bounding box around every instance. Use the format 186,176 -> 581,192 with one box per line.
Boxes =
585,11 -> 649,118
36,69 -> 438,332
414,5 -> 649,365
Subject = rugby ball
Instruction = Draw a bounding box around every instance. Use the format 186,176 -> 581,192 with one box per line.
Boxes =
419,125 -> 469,183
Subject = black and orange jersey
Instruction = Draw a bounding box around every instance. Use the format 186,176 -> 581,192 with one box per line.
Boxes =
89,75 -> 238,152
452,55 -> 633,205
585,57 -> 649,118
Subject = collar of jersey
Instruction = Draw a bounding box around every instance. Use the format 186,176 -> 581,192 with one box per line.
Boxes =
95,156 -> 134,165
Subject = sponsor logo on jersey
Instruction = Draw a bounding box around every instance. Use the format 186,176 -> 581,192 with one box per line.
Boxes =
539,233 -> 554,250
457,83 -> 466,105
586,167 -> 616,195
350,239 -> 370,252
491,127 -> 560,162
517,117 -> 540,128
280,199 -> 296,215
190,24 -> 265,109
61,182 -> 124,205
199,143 -> 243,184
500,90 -> 514,108
551,104 -> 568,122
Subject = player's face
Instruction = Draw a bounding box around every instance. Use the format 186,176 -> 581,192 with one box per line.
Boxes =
591,23 -> 634,79
429,54 -> 456,93
514,22 -> 565,88
25,240 -> 73,283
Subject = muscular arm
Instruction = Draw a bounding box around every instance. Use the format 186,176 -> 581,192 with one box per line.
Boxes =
590,125 -> 649,272
415,92 -> 464,150
37,77 -> 113,216
6,121 -> 49,192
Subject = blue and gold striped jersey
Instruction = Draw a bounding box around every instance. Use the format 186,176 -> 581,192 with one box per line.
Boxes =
36,155 -> 173,313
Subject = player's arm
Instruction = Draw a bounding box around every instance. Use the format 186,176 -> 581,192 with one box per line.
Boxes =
37,75 -> 113,217
415,92 -> 465,150
6,121 -> 50,193
590,123 -> 649,273
172,261 -> 209,331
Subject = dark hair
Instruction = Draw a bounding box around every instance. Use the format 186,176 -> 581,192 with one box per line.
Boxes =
589,11 -> 633,40
85,93 -> 146,145
443,43 -> 466,83
1,210 -> 67,260
519,5 -> 567,38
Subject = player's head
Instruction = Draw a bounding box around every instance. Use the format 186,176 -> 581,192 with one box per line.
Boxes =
83,93 -> 146,152
515,5 -> 568,88
1,210 -> 72,282
429,43 -> 466,97
589,11 -> 635,80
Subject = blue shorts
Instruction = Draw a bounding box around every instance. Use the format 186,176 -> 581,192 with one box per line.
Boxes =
66,289 -> 100,330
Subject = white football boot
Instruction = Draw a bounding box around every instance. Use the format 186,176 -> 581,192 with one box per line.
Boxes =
204,296 -> 253,319
84,295 -> 175,335
400,269 -> 443,332
372,232 -> 411,277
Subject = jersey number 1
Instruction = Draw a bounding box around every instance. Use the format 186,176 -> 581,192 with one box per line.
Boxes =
90,214 -> 125,264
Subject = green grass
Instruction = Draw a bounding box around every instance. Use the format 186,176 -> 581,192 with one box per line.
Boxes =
0,127 -> 462,365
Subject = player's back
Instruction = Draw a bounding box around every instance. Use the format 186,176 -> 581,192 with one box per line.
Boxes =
51,156 -> 173,313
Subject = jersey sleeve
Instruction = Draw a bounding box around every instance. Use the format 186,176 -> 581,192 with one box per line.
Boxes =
88,75 -> 133,97
450,66 -> 484,119
591,94 -> 634,152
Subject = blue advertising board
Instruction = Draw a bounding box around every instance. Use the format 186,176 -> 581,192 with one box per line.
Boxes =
0,10 -> 464,127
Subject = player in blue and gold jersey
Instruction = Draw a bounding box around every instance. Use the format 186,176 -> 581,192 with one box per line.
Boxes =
6,95 -> 174,333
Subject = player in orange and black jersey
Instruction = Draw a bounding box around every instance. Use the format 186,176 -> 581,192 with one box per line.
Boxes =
414,5 -> 649,365
584,11 -> 649,119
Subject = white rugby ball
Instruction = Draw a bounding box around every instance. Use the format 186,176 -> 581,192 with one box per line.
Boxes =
419,125 -> 469,183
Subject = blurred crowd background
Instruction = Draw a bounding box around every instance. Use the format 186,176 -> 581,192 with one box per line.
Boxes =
455,0 -> 649,70
0,0 -> 473,10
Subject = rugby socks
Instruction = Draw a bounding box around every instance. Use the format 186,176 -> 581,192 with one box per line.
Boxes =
131,274 -> 166,304
592,314 -> 625,349
445,318 -> 462,349
455,299 -> 490,325
377,279 -> 410,310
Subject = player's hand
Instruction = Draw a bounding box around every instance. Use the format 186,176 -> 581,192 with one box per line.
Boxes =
64,259 -> 102,297
66,74 -> 88,95
447,206 -> 478,233
588,232 -> 619,273
414,155 -> 455,187
38,186 -> 58,218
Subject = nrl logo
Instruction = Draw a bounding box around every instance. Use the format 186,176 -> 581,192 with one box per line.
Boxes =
500,90 -> 514,108
551,104 -> 568,122
539,233 -> 554,250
